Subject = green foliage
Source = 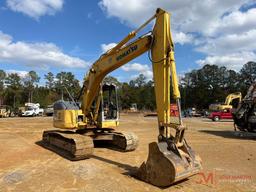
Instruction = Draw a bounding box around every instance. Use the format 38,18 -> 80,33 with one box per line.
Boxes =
23,71 -> 40,103
4,73 -> 22,108
55,72 -> 81,100
0,70 -> 6,104
0,71 -> 80,108
181,62 -> 256,109
103,76 -> 122,87
44,72 -> 55,89
0,69 -> 6,90
239,61 -> 256,93
0,61 -> 255,111
118,75 -> 155,110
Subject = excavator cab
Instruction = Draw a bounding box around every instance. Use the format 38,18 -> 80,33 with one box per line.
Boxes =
98,84 -> 119,128
52,84 -> 119,129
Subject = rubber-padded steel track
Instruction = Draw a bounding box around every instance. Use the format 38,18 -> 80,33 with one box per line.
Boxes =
42,130 -> 94,160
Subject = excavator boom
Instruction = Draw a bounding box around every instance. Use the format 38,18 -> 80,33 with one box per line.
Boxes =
225,92 -> 242,105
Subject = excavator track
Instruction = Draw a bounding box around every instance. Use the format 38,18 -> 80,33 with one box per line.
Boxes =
42,129 -> 138,160
42,130 -> 94,160
112,132 -> 139,151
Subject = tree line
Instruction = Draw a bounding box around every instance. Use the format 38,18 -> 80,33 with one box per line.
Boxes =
180,61 -> 256,109
0,61 -> 255,111
0,71 -> 80,110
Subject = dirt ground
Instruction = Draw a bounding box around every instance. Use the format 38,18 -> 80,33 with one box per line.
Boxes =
0,114 -> 256,192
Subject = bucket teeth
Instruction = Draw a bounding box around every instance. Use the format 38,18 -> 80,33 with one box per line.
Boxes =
137,141 -> 202,187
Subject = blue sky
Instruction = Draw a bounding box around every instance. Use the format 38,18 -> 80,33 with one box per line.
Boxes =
0,0 -> 255,84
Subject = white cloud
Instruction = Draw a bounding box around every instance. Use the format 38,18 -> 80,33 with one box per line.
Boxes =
172,32 -> 194,45
0,32 -> 12,45
99,0 -> 249,34
196,28 -> 256,70
6,0 -> 64,19
6,69 -> 28,78
101,43 -> 117,53
0,31 -> 89,69
121,63 -> 152,80
99,0 -> 256,70
206,8 -> 256,36
197,29 -> 256,55
196,52 -> 256,71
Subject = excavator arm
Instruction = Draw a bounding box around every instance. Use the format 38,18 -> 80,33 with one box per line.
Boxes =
80,8 -> 201,186
82,35 -> 152,117
82,9 -> 180,135
225,92 -> 242,105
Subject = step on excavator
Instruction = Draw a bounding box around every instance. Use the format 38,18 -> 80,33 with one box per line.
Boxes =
42,8 -> 202,187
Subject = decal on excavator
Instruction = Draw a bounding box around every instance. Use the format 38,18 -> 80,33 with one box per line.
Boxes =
116,45 -> 138,61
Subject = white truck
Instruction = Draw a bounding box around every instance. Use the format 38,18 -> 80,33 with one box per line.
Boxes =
44,104 -> 54,116
22,103 -> 44,117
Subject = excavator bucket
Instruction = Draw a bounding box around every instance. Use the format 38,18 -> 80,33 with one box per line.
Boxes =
137,141 -> 202,187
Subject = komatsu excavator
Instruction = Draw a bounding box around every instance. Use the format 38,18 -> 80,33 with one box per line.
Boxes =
42,8 -> 202,187
209,92 -> 242,111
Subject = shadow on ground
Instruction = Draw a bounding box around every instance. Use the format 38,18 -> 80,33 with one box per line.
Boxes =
201,119 -> 233,122
35,140 -> 137,172
36,140 -> 191,189
200,130 -> 256,140
91,154 -> 189,189
91,155 -> 138,176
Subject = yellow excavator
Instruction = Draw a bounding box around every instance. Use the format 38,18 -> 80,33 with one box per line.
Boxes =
42,8 -> 202,187
209,92 -> 242,111
0,105 -> 10,118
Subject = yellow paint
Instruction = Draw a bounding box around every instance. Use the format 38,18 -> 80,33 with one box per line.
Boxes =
99,120 -> 119,129
53,110 -> 85,129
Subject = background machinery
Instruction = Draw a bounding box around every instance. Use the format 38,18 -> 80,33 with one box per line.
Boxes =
232,83 -> 256,132
0,105 -> 10,118
42,8 -> 201,187
129,103 -> 138,112
209,92 -> 242,111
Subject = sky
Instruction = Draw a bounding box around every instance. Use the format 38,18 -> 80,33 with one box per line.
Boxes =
0,0 -> 256,84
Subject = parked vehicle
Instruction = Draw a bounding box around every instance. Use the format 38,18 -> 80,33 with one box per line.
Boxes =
22,103 -> 44,117
208,109 -> 233,121
44,105 -> 54,116
183,108 -> 202,117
